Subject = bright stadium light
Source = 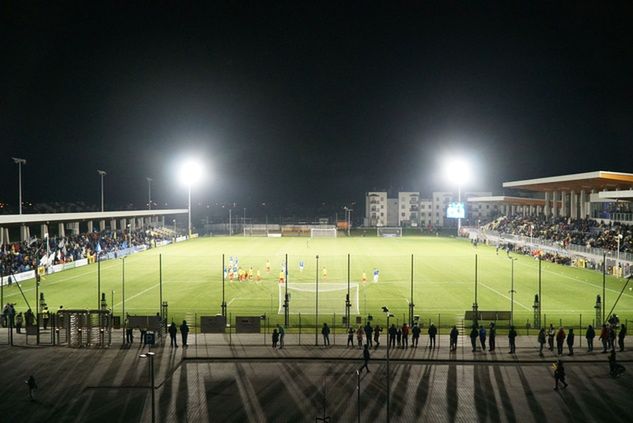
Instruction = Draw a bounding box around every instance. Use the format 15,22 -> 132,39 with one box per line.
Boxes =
178,158 -> 205,236
442,156 -> 473,235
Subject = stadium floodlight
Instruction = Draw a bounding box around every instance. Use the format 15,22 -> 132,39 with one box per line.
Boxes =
12,158 -> 26,215
146,177 -> 153,210
442,157 -> 473,235
178,158 -> 205,236
97,170 -> 107,212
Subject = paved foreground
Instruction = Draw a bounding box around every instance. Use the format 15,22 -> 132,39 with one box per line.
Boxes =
0,333 -> 632,422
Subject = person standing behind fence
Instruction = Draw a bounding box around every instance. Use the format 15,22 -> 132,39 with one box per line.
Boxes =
360,344 -> 370,373
508,326 -> 517,354
556,327 -> 566,356
586,325 -> 595,352
412,323 -> 421,348
373,325 -> 381,349
567,328 -> 575,356
469,326 -> 478,352
450,326 -> 458,352
388,324 -> 397,349
16,312 -> 23,334
356,326 -> 364,348
180,320 -> 189,347
277,324 -> 285,349
479,325 -> 487,351
322,323 -> 330,346
538,328 -> 546,357
347,326 -> 355,347
402,324 -> 409,349
547,324 -> 555,351
618,324 -> 627,352
364,322 -> 373,348
168,322 -> 178,348
428,323 -> 437,349
600,324 -> 609,353
489,322 -> 496,352
272,328 -> 279,348
608,325 -> 616,351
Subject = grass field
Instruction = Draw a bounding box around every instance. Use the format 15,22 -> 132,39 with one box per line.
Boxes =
3,236 -> 632,331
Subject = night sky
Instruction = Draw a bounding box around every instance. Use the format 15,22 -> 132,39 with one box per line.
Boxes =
2,3 -> 633,218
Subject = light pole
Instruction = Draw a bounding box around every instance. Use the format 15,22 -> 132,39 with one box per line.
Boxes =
508,255 -> 517,326
382,306 -> 393,423
12,157 -> 26,215
97,170 -> 107,212
178,159 -> 204,237
146,177 -> 152,210
442,157 -> 472,236
139,352 -> 156,423
344,207 -> 353,237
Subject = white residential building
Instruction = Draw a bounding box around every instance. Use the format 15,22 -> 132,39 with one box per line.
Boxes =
365,192 -> 388,226
398,192 -> 420,226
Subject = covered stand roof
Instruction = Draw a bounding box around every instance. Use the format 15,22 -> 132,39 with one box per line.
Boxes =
502,171 -> 633,192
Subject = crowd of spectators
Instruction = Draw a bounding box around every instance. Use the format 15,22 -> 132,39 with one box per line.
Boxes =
486,215 -> 633,254
0,228 -> 171,276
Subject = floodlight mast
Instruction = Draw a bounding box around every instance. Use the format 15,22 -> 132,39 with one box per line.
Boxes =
179,159 -> 204,237
146,177 -> 152,210
97,170 -> 107,212
443,158 -> 471,236
12,158 -> 26,215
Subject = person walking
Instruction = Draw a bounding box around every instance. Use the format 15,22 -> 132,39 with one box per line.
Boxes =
412,323 -> 421,348
449,326 -> 458,352
599,324 -> 609,353
586,325 -> 595,352
553,360 -> 568,390
272,328 -> 279,348
479,325 -> 487,351
538,328 -> 546,357
401,324 -> 409,349
277,324 -> 285,349
373,325 -> 381,349
364,322 -> 373,348
567,328 -> 575,356
356,325 -> 364,348
470,326 -> 478,352
347,326 -> 355,347
388,324 -> 397,349
428,323 -> 437,349
322,323 -> 331,346
508,326 -> 517,354
489,322 -> 496,352
360,344 -> 370,373
556,327 -> 566,356
547,324 -> 556,351
179,320 -> 189,347
618,324 -> 627,352
25,375 -> 37,401
168,322 -> 178,348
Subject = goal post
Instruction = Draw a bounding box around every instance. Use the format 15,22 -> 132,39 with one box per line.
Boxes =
377,227 -> 403,237
310,228 -> 337,238
278,282 -> 359,314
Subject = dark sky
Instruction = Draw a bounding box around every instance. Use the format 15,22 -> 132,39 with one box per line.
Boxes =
2,2 -> 633,217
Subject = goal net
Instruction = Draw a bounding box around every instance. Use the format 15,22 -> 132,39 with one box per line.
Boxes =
243,226 -> 269,237
278,282 -> 359,314
310,228 -> 337,238
377,227 -> 402,237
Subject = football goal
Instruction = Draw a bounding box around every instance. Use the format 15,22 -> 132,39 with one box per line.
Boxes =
278,282 -> 359,314
377,227 -> 402,237
243,226 -> 269,237
310,228 -> 337,238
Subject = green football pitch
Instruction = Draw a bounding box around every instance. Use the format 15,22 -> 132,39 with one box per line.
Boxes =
3,236 -> 632,330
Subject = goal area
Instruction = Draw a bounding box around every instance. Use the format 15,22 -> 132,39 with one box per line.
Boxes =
377,227 -> 402,237
278,282 -> 359,314
310,228 -> 337,238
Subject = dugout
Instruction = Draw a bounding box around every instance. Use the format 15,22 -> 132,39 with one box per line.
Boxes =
464,310 -> 512,327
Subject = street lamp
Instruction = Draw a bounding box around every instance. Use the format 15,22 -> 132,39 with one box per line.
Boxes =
381,306 -> 394,422
146,177 -> 153,210
178,159 -> 204,237
508,255 -> 517,326
442,157 -> 472,235
139,352 -> 156,423
12,158 -> 26,215
97,170 -> 107,212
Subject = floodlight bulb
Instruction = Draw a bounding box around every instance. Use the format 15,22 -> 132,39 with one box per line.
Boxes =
442,157 -> 472,186
179,159 -> 204,186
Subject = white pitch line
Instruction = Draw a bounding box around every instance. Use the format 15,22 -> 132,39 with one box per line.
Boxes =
227,297 -> 239,306
478,281 -> 531,311
113,283 -> 160,307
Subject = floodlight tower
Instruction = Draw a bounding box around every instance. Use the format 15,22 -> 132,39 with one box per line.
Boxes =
146,177 -> 153,210
442,157 -> 472,235
97,170 -> 107,212
12,157 -> 26,214
179,159 -> 204,236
